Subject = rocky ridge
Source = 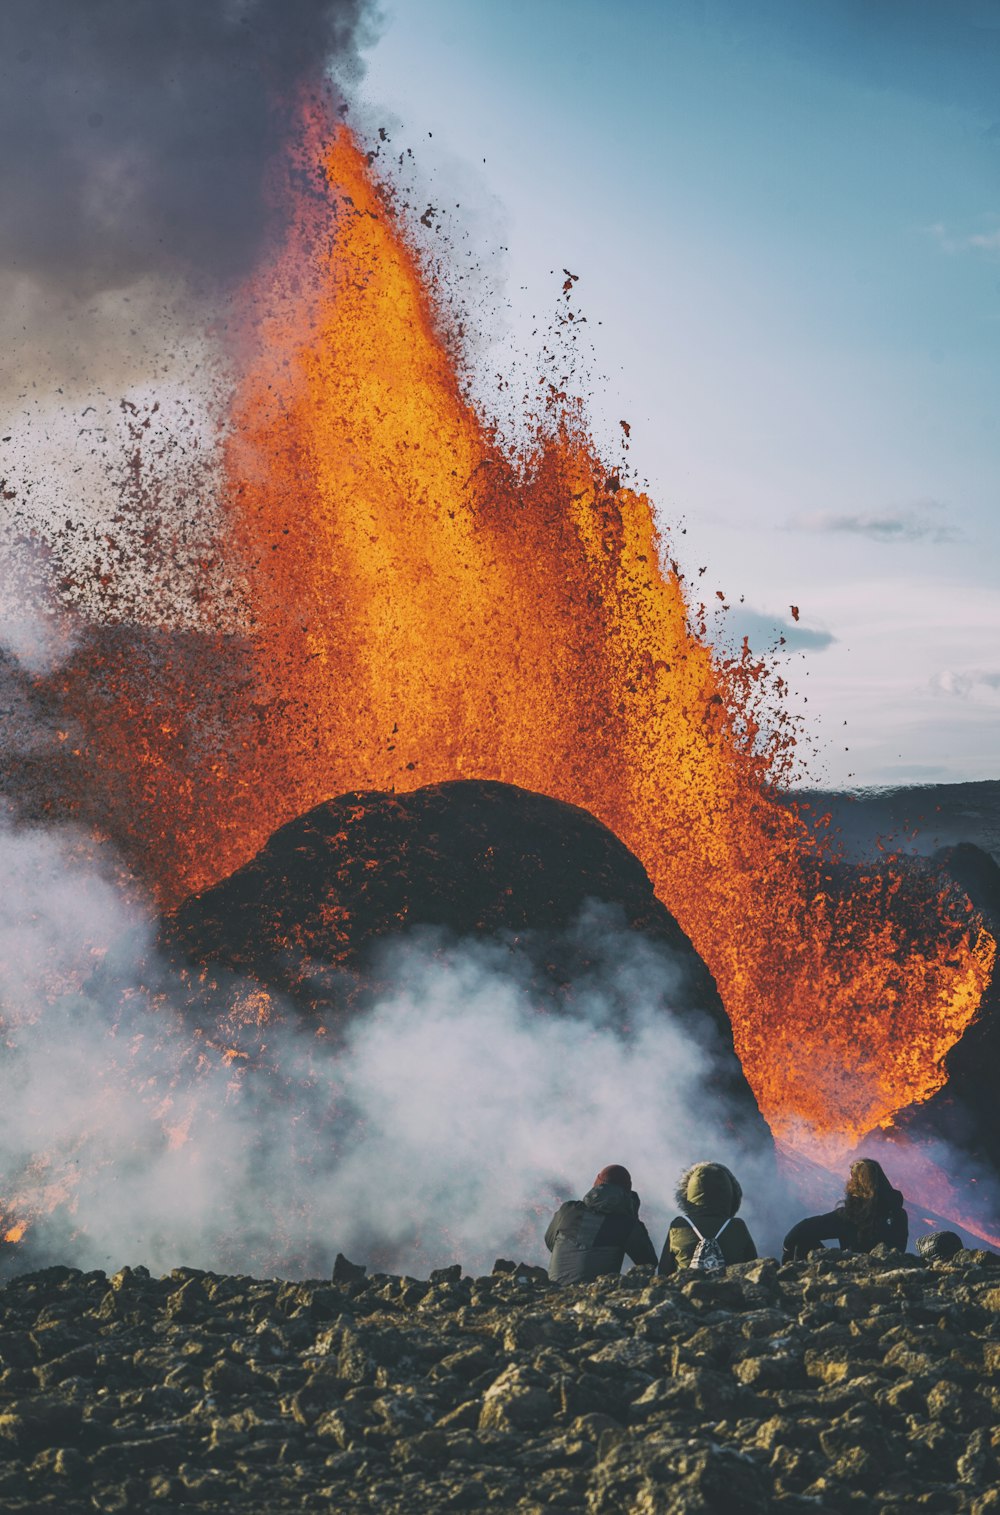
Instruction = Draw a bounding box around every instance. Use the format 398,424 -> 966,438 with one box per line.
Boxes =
2,1249 -> 999,1513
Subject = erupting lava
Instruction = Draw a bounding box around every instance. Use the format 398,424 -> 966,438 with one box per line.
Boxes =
19,106 -> 995,1154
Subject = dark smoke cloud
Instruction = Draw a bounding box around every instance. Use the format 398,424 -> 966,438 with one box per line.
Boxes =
0,0 -> 377,297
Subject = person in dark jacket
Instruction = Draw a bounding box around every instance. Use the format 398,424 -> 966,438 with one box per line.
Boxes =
782,1157 -> 908,1261
658,1161 -> 757,1275
545,1164 -> 657,1285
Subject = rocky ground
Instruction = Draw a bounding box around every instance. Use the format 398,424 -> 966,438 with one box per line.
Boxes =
1,1249 -> 999,1513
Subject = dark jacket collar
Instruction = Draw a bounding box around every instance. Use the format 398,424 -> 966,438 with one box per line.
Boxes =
583,1183 -> 633,1215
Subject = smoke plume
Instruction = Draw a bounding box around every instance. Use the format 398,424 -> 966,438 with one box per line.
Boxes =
0,823 -> 785,1280
1,0 -> 375,296
0,0 -> 377,403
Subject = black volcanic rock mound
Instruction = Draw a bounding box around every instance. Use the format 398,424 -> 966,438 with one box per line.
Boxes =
164,779 -> 696,969
159,778 -> 769,1143
2,780 -> 777,1282
163,778 -> 711,1003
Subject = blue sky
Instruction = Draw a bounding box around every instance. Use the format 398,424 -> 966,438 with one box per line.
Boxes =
356,0 -> 1000,788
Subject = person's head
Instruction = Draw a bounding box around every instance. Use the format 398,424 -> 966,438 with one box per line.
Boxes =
675,1162 -> 742,1217
592,1164 -> 632,1191
843,1158 -> 896,1230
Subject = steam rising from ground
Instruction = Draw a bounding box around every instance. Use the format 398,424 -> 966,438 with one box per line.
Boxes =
0,823 -> 784,1280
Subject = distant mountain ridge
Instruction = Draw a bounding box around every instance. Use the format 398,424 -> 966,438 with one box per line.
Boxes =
787,778 -> 1000,865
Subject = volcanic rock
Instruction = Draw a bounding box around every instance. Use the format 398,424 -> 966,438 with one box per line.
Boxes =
2,1249 -> 1000,1512
157,779 -> 767,1133
162,779 -> 708,996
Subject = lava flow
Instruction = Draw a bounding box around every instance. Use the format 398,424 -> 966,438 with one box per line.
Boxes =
15,104 -> 995,1156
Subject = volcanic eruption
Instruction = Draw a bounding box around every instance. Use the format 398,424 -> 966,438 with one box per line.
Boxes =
0,67 -> 997,1260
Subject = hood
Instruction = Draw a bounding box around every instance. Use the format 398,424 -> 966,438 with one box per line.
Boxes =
582,1183 -> 634,1216
675,1162 -> 742,1216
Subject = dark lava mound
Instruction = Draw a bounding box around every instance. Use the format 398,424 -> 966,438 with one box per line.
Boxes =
160,779 -> 769,1143
164,779 -> 705,986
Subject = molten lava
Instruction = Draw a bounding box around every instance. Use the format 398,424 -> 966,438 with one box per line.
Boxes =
20,106 -> 994,1154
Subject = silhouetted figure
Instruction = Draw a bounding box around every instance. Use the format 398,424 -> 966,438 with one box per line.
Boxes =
782,1157 -> 908,1261
545,1164 -> 657,1285
658,1161 -> 757,1275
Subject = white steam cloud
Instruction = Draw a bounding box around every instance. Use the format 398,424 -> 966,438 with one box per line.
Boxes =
0,823 -> 786,1280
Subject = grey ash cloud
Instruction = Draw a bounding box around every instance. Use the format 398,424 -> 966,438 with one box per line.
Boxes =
0,0 -> 377,297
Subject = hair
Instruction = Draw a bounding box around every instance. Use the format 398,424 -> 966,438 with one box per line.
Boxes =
841,1158 -> 895,1244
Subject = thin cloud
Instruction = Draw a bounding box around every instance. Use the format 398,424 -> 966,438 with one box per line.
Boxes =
788,505 -> 960,545
931,668 -> 1000,705
927,221 -> 1000,257
720,607 -> 835,655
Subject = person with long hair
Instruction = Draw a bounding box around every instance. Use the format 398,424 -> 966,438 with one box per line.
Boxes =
782,1157 -> 908,1261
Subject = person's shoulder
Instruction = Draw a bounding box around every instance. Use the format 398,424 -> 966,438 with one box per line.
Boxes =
730,1216 -> 756,1248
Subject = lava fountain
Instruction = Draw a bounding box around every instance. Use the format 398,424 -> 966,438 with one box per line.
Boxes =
11,104 -> 995,1160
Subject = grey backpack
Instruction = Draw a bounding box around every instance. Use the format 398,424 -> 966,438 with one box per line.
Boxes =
687,1217 -> 731,1273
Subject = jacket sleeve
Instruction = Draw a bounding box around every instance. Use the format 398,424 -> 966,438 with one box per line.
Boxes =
735,1219 -> 758,1262
782,1211 -> 843,1261
886,1205 -> 908,1252
657,1222 -> 681,1276
545,1205 -> 567,1253
626,1220 -> 658,1268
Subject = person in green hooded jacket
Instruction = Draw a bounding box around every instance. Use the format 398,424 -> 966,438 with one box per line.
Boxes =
658,1161 -> 757,1275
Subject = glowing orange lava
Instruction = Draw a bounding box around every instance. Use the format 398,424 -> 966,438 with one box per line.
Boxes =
214,111 -> 993,1146
24,106 -> 993,1155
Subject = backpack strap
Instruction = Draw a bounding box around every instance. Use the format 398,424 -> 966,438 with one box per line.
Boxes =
679,1217 -> 732,1243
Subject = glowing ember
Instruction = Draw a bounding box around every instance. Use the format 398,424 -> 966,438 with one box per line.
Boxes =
17,104 -> 995,1156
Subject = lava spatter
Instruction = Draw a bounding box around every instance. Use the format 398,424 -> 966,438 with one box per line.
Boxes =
217,110 -> 993,1145
10,104 -> 994,1152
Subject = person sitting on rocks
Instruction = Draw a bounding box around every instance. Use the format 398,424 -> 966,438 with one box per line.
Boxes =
545,1164 -> 657,1285
782,1157 -> 908,1261
658,1161 -> 757,1275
